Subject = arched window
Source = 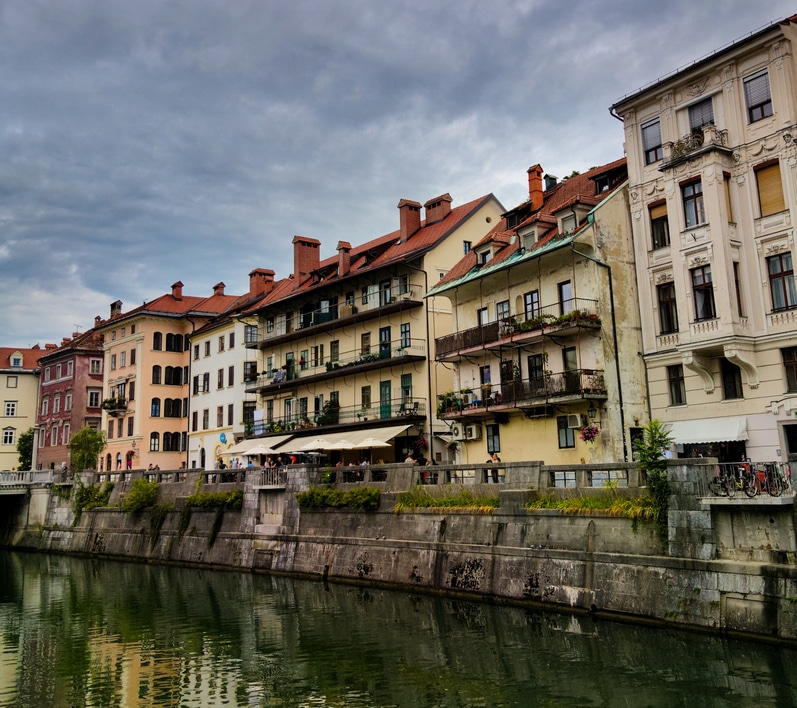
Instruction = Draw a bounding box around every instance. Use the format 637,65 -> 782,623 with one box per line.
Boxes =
153,332 -> 163,351
165,333 -> 184,352
151,398 -> 161,417
152,365 -> 161,384
164,398 -> 181,417
149,432 -> 160,452
164,366 -> 182,386
105,453 -> 112,472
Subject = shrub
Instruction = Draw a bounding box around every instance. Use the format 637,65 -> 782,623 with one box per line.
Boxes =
296,486 -> 381,511
184,489 -> 243,510
121,479 -> 160,513
73,481 -> 114,525
394,487 -> 499,513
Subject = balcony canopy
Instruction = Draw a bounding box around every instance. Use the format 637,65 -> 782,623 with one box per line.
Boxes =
277,424 -> 411,453
666,416 -> 747,445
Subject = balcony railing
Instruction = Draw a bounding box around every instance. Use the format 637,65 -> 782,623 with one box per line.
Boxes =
246,284 -> 422,348
247,339 -> 426,393
247,397 -> 426,436
660,125 -> 731,170
102,397 -> 128,416
436,298 -> 600,358
439,369 -> 606,417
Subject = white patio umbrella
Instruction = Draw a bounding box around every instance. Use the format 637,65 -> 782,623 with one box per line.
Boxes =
326,439 -> 356,450
299,437 -> 335,451
353,437 -> 391,449
244,444 -> 275,456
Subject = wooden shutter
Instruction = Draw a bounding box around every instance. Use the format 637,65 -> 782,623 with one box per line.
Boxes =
757,162 -> 785,216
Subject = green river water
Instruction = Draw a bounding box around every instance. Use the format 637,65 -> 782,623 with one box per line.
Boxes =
1,551 -> 795,707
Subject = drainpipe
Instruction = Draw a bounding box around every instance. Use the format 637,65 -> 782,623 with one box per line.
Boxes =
404,262 -> 433,456
570,237 -> 629,462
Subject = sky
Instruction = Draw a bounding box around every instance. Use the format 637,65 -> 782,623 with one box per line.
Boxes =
2,0 -> 794,346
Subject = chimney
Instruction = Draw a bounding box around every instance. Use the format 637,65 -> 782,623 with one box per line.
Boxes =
110,300 -> 123,318
397,199 -> 422,243
424,193 -> 452,225
249,268 -> 275,298
213,282 -> 225,296
95,315 -> 102,326
337,241 -> 352,276
292,236 -> 321,288
171,281 -> 183,300
528,164 -> 544,210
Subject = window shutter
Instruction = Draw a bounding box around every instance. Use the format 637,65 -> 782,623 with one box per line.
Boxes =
649,203 -> 667,220
688,98 -> 714,130
744,72 -> 770,106
757,163 -> 785,216
642,121 -> 661,151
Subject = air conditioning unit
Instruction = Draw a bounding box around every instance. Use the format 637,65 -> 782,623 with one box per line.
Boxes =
567,414 -> 583,429
450,423 -> 465,441
464,424 -> 482,441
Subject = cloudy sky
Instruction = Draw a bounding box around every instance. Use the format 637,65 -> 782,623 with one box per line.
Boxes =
2,1 -> 793,345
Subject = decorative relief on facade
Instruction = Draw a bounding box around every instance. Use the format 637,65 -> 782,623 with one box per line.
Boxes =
765,241 -> 789,255
689,255 -> 709,268
750,139 -> 778,157
655,271 -> 674,284
686,77 -> 710,97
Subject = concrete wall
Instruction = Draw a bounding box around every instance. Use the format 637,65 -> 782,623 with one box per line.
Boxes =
3,461 -> 797,640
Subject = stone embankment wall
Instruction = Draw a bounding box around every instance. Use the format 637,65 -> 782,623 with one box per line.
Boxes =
2,460 -> 797,641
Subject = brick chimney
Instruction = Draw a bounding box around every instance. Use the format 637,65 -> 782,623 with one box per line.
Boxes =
110,300 -> 122,318
213,282 -> 225,296
398,199 -> 422,243
292,236 -> 321,288
337,241 -> 352,276
424,193 -> 452,225
528,164 -> 544,210
171,281 -> 183,300
249,268 -> 275,298
95,315 -> 102,326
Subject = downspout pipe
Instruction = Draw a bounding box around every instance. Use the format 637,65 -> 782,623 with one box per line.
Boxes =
570,241 -> 629,462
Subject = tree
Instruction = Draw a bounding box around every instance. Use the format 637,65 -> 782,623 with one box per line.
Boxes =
68,427 -> 106,473
632,419 -> 674,543
16,428 -> 34,470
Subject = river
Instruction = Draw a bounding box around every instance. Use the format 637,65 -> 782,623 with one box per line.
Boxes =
1,551 -> 795,707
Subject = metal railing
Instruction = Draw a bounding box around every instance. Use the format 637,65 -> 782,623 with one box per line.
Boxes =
693,461 -> 793,498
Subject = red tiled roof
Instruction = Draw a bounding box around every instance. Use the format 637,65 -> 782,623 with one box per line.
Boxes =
0,347 -> 44,371
435,159 -> 627,289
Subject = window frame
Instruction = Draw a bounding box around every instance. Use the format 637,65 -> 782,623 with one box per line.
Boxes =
656,281 -> 679,334
649,201 -> 670,250
641,119 -> 663,165
667,364 -> 686,406
744,70 -> 773,123
682,180 -> 705,229
691,265 -> 715,321
768,252 -> 797,312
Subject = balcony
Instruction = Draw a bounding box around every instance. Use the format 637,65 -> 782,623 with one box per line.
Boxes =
436,298 -> 600,360
102,397 -> 127,416
247,397 -> 426,436
246,339 -> 426,393
246,284 -> 423,349
438,369 -> 606,419
660,125 -> 732,171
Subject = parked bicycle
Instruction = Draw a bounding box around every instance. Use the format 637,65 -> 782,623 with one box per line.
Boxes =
743,463 -> 790,498
708,466 -> 737,497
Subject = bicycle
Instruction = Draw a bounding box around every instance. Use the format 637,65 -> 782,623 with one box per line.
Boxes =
708,466 -> 736,497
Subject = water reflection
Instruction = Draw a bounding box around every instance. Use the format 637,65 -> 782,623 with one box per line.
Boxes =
0,551 -> 795,707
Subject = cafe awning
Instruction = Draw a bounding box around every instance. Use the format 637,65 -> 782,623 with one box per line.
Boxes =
224,435 -> 294,456
278,425 -> 411,452
666,416 -> 748,445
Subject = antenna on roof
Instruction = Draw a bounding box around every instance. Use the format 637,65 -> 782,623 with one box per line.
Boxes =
73,324 -> 82,333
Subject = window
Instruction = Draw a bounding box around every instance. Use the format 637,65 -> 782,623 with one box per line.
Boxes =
557,416 -> 575,448
65,392 -> 72,412
193,344 -> 200,360
202,372 -> 210,393
6,376 -> 17,388
744,70 -> 773,123
88,390 -> 100,408
688,97 -> 714,130
561,213 -> 576,233
164,366 -> 182,386
330,340 -> 340,362
400,323 -> 411,349
107,420 -> 114,439
756,161 -> 785,217
110,354 -> 116,370
667,364 -> 686,406
217,406 -> 224,427
120,351 -> 126,368
202,409 -> 209,430
165,333 -> 183,352
479,365 -> 491,386
217,368 -> 224,390
496,300 -> 510,322
267,316 -> 275,333
477,307 -> 489,326
151,398 -> 161,417
204,341 -> 210,357
56,364 -> 62,379
361,333 -> 371,356
649,202 -> 670,249
126,417 -> 133,437
63,423 -> 71,445
691,265 -> 715,320
153,332 -> 162,351
53,395 -> 60,414
245,324 -> 257,343
4,401 -> 17,416
558,281 -> 573,314
361,385 -> 371,409
463,240 -> 472,254
11,357 -> 21,368
117,418 -> 123,438
218,336 -> 225,353
150,432 -> 160,452
523,290 -> 540,320
90,359 -> 102,375
41,397 -> 49,416
379,327 -> 391,359
721,359 -> 744,400
244,361 -> 257,382
228,365 -> 235,386
152,365 -> 162,384
682,180 -> 705,228
130,348 -> 136,366
51,424 -> 59,446
656,282 -> 679,334
783,348 -> 797,392
642,119 -> 663,164
229,332 -> 235,349
227,403 -> 234,426
2,428 -> 15,445
486,423 -> 501,454
67,360 -> 73,376
768,253 -> 797,312
192,411 -> 198,432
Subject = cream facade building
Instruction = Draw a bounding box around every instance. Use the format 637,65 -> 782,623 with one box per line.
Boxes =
611,15 -> 797,462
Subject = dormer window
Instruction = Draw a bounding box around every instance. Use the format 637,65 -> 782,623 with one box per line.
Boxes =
476,249 -> 491,266
561,214 -> 576,234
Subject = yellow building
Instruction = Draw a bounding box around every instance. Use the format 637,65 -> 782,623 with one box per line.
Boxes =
0,347 -> 41,470
427,161 -> 648,467
241,193 -> 504,463
611,14 -> 797,462
95,283 -> 239,471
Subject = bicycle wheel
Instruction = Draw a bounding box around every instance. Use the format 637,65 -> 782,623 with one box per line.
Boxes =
725,475 -> 736,498
769,473 -> 784,497
743,473 -> 758,497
